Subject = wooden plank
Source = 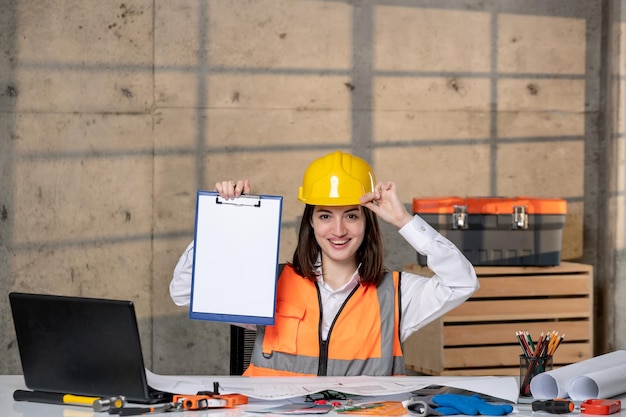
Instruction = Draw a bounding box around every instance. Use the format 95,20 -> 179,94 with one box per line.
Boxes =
404,262 -> 593,277
472,262 -> 593,277
472,275 -> 591,298
445,298 -> 591,322
442,342 -> 591,368
440,368 -> 520,376
406,363 -> 440,376
403,319 -> 443,372
404,264 -> 435,277
411,363 -> 571,377
443,320 -> 592,346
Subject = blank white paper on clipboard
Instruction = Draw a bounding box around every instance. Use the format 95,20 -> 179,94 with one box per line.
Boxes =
190,191 -> 283,325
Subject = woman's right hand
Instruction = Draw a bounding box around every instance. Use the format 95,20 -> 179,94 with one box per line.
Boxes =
215,179 -> 252,200
360,181 -> 413,229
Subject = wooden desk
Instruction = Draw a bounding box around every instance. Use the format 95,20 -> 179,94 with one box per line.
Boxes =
403,262 -> 594,376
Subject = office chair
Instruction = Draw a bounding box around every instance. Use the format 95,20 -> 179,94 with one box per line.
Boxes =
229,325 -> 255,375
229,264 -> 285,375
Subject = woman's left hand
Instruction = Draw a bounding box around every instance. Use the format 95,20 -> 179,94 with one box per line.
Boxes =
360,181 -> 414,229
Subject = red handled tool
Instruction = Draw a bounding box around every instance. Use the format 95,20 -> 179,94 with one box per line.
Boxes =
581,399 -> 621,415
172,393 -> 248,410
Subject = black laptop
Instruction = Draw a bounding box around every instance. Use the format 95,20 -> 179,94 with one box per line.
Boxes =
9,292 -> 172,404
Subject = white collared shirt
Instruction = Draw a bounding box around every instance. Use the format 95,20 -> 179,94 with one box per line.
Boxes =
170,215 -> 479,342
314,266 -> 360,340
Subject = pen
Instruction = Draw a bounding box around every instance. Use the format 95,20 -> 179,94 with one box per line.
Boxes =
13,389 -> 100,407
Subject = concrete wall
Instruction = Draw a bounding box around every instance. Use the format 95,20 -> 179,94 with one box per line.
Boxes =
0,0 -> 619,375
612,0 -> 626,354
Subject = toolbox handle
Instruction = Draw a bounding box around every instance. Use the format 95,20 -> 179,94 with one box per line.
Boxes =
512,206 -> 528,230
452,206 -> 468,230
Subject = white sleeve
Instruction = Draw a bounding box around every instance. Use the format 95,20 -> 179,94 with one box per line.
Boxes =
169,241 -> 258,331
398,215 -> 479,341
169,241 -> 195,306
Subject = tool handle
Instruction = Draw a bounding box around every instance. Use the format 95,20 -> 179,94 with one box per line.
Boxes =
13,390 -> 98,407
14,390 -> 59,404
532,399 -> 575,414
117,402 -> 177,416
119,408 -> 152,416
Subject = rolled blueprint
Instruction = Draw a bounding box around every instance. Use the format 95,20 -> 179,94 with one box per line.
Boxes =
568,363 -> 626,400
529,350 -> 626,399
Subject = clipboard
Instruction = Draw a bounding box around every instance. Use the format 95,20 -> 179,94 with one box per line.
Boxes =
189,191 -> 283,325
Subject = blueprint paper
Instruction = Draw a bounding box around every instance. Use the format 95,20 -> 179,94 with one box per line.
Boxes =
145,370 -> 519,403
567,363 -> 626,401
529,350 -> 626,399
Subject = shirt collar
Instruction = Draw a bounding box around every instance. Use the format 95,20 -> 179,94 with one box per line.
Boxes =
314,255 -> 361,288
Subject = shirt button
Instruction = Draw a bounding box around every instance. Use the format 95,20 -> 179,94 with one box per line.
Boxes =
420,226 -> 426,231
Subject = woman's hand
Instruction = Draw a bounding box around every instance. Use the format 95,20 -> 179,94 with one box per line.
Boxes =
360,181 -> 414,229
215,179 -> 251,199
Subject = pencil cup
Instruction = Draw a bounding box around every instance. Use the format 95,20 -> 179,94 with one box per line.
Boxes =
519,355 -> 553,397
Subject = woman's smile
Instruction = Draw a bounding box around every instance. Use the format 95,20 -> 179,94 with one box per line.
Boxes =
312,205 -> 365,263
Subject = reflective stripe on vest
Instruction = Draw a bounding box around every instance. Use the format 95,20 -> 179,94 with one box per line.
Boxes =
245,265 -> 405,376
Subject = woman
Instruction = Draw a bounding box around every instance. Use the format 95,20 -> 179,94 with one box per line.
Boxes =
170,150 -> 478,376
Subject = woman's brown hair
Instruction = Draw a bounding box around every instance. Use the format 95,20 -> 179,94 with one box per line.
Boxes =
291,204 -> 386,286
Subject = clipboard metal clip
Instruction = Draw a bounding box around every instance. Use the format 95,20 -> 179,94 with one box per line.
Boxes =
216,194 -> 261,207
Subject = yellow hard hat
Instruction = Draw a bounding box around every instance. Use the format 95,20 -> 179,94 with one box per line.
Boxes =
298,150 -> 376,205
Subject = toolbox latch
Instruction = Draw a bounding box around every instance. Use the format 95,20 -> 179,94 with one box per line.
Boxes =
512,205 -> 528,229
452,205 -> 468,230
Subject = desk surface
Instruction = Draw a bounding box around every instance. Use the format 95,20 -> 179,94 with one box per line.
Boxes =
1,375 -> 624,417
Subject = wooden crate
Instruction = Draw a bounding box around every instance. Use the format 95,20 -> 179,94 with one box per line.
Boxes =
403,262 -> 594,376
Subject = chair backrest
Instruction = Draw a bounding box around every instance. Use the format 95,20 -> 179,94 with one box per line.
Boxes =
229,263 -> 286,375
229,325 -> 256,375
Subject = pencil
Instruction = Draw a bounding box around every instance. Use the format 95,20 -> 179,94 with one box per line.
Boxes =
532,332 -> 545,357
547,332 -> 558,354
549,334 -> 565,355
516,331 -> 532,357
516,329 -> 565,358
525,330 -> 535,352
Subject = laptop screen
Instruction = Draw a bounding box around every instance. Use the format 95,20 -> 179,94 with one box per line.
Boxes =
9,292 -> 168,403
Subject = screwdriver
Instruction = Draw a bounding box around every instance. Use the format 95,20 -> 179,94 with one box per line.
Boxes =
532,399 -> 575,414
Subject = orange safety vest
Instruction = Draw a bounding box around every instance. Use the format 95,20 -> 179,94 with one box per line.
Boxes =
244,264 -> 405,376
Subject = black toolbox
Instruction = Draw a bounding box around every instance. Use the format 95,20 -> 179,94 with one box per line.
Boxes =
413,197 -> 567,266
